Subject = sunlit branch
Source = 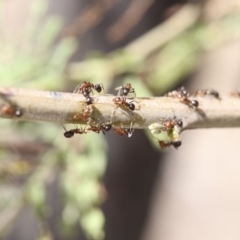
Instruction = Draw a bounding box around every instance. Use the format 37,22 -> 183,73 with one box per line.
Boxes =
1,87 -> 240,131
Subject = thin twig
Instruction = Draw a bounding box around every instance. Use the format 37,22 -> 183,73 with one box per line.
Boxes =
125,3 -> 201,58
1,87 -> 240,130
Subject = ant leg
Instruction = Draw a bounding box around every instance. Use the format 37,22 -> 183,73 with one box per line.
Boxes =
127,122 -> 134,138
99,83 -> 104,94
110,107 -> 117,124
73,84 -> 81,94
115,86 -> 123,96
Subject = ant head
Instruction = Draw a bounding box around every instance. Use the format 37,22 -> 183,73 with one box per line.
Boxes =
173,141 -> 181,149
94,84 -> 102,93
207,89 -> 219,98
103,124 -> 112,131
177,120 -> 183,128
129,102 -> 135,111
123,88 -> 129,95
15,109 -> 22,117
64,130 -> 74,138
83,90 -> 90,97
191,100 -> 199,108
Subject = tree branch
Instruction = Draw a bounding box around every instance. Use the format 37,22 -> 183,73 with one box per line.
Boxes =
0,87 -> 240,131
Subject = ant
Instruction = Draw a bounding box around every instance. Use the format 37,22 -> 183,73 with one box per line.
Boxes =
1,105 -> 22,117
113,97 -> 135,111
165,87 -> 198,109
230,91 -> 240,97
165,86 -> 189,98
192,89 -> 220,99
161,118 -> 183,131
74,81 -> 103,97
74,105 -> 91,122
1,105 -> 15,115
115,83 -> 136,97
159,140 -> 182,149
87,123 -> 112,135
113,127 -> 134,137
180,97 -> 199,109
64,127 -> 88,138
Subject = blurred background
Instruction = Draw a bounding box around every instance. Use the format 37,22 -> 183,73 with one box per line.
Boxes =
1,0 -> 240,240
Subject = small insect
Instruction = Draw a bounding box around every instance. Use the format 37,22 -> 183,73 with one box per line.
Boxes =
165,86 -> 189,98
74,105 -> 91,122
1,105 -> 15,115
230,91 -> 240,97
87,123 -> 112,135
162,118 -> 183,131
74,81 -> 103,97
180,97 -> 199,108
165,87 -> 198,108
192,89 -> 220,99
1,105 -> 22,117
64,127 -> 88,138
159,140 -> 182,149
113,97 -> 135,111
165,90 -> 181,98
115,83 -> 136,97
113,127 -> 134,137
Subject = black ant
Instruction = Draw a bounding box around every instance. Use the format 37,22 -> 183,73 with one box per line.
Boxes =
87,123 -> 112,135
192,89 -> 220,99
115,83 -> 136,97
74,81 -> 103,97
64,127 -> 88,138
159,140 -> 182,149
113,127 -> 134,137
113,97 -> 135,111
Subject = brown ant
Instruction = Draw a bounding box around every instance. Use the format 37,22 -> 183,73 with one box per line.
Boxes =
161,118 -> 183,131
1,105 -> 22,117
159,140 -> 182,149
64,127 -> 88,138
115,83 -> 136,97
192,89 -> 220,99
113,97 -> 135,111
165,86 -> 189,98
165,87 -> 198,109
180,97 -> 199,109
1,105 -> 15,115
87,123 -> 112,135
74,81 -> 103,97
113,127 -> 134,137
230,91 -> 240,97
74,105 -> 91,122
